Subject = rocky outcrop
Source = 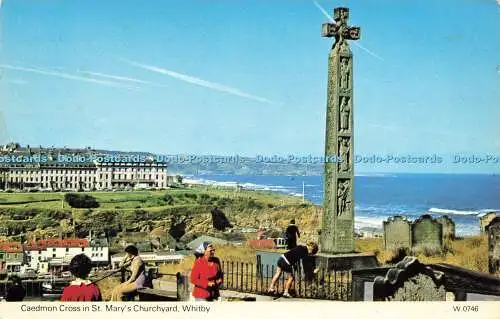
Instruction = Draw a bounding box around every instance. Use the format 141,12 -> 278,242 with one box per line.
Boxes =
0,200 -> 323,246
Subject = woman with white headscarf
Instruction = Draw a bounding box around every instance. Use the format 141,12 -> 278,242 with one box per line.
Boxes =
190,241 -> 223,301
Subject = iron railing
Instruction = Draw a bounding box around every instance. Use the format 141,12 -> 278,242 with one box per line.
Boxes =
0,278 -> 71,299
220,261 -> 351,300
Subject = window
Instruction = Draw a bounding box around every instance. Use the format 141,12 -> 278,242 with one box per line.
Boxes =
65,247 -> 69,252
38,256 -> 41,261
81,247 -> 84,252
52,254 -> 56,258
100,253 -> 103,257
53,248 -> 56,252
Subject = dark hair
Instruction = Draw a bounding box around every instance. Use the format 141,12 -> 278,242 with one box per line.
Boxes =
69,254 -> 93,279
307,242 -> 319,255
9,275 -> 22,285
125,245 -> 139,256
290,219 -> 295,224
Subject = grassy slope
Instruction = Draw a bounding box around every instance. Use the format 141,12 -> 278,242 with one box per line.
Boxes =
0,186 -> 303,210
0,188 -> 491,274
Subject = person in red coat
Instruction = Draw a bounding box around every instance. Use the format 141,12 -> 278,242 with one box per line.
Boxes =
190,242 -> 223,301
60,254 -> 102,302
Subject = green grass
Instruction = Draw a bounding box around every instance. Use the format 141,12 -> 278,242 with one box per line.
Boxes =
0,186 -> 303,211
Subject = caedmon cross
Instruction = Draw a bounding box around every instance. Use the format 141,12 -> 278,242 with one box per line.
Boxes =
321,7 -> 360,42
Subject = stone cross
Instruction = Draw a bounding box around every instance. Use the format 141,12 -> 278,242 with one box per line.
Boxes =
320,7 -> 360,254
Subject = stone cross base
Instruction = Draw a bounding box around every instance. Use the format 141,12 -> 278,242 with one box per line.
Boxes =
315,252 -> 378,271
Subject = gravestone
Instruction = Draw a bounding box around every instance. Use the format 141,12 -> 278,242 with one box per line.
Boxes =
437,215 -> 455,240
383,216 -> 411,250
480,211 -> 497,235
373,256 -> 446,301
486,217 -> 500,275
411,215 -> 443,252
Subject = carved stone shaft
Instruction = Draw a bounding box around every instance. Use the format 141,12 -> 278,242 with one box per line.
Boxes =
320,7 -> 360,253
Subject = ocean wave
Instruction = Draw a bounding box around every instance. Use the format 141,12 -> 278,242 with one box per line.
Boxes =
428,207 -> 480,216
183,177 -> 303,197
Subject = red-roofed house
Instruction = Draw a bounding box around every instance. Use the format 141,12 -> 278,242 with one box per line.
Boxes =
248,239 -> 276,250
0,242 -> 24,272
25,238 -> 108,274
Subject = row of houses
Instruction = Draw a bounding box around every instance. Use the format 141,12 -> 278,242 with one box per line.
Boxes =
0,237 -> 189,276
0,238 -> 109,274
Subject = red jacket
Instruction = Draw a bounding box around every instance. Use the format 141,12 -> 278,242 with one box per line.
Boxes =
190,257 -> 223,299
60,282 -> 102,302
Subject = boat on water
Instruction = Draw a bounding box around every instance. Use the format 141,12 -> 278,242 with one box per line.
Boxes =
41,276 -> 67,298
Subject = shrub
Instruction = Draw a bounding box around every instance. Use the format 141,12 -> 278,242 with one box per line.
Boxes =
198,193 -> 212,205
183,193 -> 198,200
64,193 -> 100,208
163,194 -> 174,205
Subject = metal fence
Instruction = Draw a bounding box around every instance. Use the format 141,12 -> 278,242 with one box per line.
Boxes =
220,261 -> 351,300
0,279 -> 71,300
0,280 -> 43,298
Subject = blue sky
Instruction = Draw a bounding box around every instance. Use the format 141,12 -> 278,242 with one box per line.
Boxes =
0,0 -> 498,173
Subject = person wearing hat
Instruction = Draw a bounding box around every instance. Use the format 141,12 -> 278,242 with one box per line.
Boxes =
190,242 -> 223,301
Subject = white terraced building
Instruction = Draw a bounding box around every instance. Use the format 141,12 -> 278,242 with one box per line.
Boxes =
0,143 -> 172,191
24,238 -> 110,274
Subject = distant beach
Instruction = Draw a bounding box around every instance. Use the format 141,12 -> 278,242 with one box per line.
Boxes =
183,173 -> 500,236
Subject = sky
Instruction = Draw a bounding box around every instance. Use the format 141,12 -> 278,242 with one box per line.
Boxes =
0,0 -> 499,173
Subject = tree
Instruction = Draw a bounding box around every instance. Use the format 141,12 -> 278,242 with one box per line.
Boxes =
64,193 -> 99,208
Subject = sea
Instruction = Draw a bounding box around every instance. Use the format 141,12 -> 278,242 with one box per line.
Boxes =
184,173 -> 500,237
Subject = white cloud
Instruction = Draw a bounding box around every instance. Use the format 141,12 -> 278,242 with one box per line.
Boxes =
0,64 -> 139,90
122,59 -> 281,105
79,70 -> 169,88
